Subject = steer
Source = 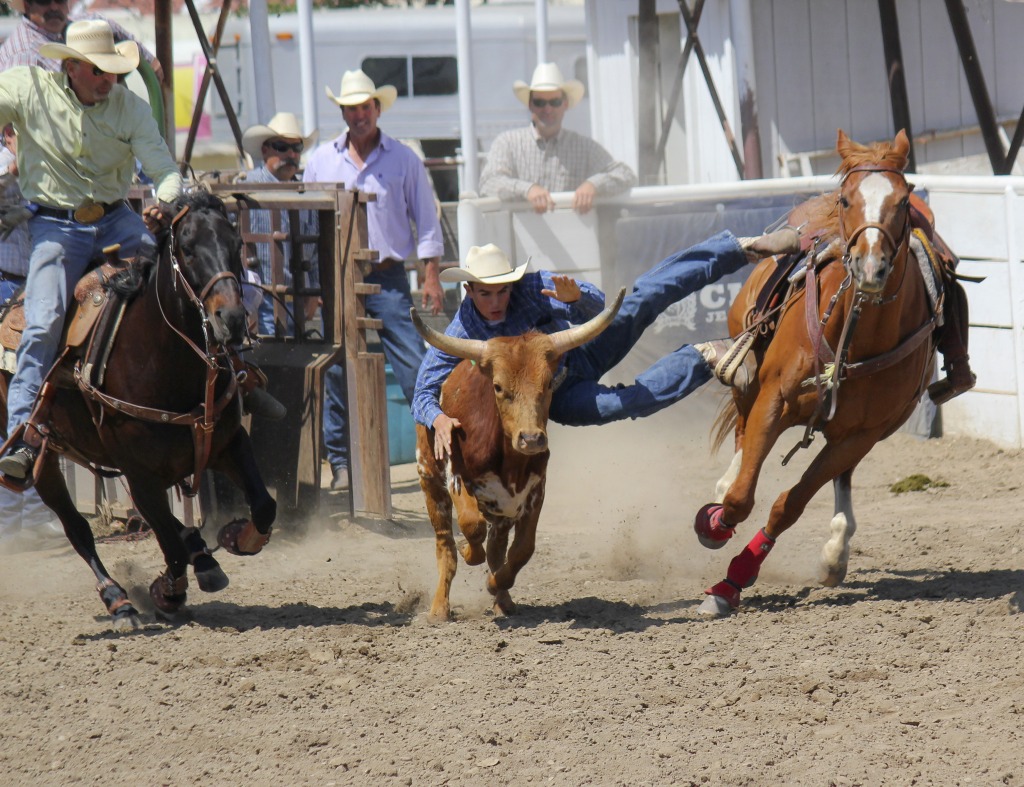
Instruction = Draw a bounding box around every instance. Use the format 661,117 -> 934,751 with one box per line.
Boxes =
410,289 -> 625,621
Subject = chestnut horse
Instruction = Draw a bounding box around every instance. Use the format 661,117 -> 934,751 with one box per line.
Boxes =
0,192 -> 276,627
693,129 -> 938,617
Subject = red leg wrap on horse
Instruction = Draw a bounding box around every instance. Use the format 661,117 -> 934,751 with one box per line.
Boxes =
726,528 -> 776,589
705,580 -> 742,609
694,503 -> 736,544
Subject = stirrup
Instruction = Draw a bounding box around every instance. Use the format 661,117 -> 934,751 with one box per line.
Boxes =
927,372 -> 976,406
713,332 -> 756,388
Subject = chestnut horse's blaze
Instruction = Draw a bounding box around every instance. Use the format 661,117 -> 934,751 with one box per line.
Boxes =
693,129 -> 939,617
411,290 -> 624,622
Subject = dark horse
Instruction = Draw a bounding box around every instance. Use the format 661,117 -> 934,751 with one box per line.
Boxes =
0,191 -> 276,627
693,130 -> 939,617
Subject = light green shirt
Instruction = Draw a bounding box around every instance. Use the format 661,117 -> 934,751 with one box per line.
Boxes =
0,66 -> 181,208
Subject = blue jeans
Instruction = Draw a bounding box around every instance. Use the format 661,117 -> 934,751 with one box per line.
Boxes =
550,230 -> 748,426
0,272 -> 26,305
6,206 -> 155,430
322,265 -> 425,469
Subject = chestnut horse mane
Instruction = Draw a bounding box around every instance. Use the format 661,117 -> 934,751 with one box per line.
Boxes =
792,136 -> 909,249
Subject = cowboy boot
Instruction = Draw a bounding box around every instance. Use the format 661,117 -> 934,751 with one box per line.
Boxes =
695,333 -> 758,395
235,359 -> 287,420
927,279 -> 976,405
737,227 -> 802,260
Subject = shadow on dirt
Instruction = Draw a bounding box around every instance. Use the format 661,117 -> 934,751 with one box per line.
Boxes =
74,567 -> 1024,639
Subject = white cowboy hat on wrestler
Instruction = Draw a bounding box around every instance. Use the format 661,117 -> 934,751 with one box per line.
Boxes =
38,19 -> 140,75
241,112 -> 319,162
325,69 -> 398,111
513,62 -> 585,109
440,243 -> 530,285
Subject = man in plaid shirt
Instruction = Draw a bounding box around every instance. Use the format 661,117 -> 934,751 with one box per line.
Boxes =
479,63 -> 636,215
412,228 -> 800,461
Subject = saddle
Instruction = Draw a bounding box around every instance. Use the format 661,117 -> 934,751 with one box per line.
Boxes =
744,193 -> 958,338
0,247 -> 134,389
737,193 -> 974,405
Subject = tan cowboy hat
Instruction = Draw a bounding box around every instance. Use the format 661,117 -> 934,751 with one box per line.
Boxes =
440,244 -> 529,285
38,20 -> 140,75
325,69 -> 398,111
513,62 -> 585,109
242,112 -> 319,161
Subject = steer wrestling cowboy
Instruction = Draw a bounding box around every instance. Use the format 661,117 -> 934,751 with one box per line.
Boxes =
412,229 -> 800,461
0,20 -> 181,481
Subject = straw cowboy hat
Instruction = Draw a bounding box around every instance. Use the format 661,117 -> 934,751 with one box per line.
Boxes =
241,112 -> 319,161
325,69 -> 398,111
440,244 -> 529,285
513,62 -> 585,109
38,20 -> 140,75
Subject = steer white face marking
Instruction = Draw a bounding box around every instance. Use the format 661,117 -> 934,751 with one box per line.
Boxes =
461,471 -> 544,520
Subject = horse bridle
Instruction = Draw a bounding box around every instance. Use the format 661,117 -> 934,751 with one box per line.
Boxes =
837,164 -> 912,297
76,207 -> 243,490
784,163 -> 925,464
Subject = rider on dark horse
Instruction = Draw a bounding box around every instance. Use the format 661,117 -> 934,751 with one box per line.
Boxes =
0,20 -> 282,484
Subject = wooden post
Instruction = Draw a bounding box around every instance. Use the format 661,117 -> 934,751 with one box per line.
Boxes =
337,189 -> 392,518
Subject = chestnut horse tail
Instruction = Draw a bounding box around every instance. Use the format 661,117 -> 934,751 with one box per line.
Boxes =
710,395 -> 739,456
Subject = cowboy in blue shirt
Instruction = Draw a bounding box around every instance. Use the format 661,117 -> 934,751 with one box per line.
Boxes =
412,229 -> 799,460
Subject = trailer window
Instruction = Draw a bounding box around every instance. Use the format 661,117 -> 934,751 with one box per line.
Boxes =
363,57 -> 409,97
361,56 -> 458,98
411,57 -> 458,96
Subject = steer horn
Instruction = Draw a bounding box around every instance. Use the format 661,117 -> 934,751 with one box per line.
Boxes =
548,287 -> 625,356
409,287 -> 626,360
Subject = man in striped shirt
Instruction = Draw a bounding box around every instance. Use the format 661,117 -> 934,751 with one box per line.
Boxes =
479,62 -> 636,215
0,0 -> 162,79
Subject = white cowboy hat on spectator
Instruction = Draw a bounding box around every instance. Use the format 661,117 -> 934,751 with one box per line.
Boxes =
440,244 -> 530,285
513,62 -> 585,109
242,112 -> 319,162
325,69 -> 398,111
39,20 -> 140,75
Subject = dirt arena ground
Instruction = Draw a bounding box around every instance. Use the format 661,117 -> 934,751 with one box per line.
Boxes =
0,391 -> 1021,786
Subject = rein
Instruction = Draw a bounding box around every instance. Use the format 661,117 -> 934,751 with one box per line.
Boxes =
75,208 -> 242,489
782,164 -> 934,464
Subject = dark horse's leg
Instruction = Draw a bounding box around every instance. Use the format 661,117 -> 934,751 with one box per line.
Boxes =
33,456 -> 141,629
210,428 -> 276,556
121,472 -> 195,623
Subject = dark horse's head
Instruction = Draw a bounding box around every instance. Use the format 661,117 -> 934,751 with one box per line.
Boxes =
169,191 -> 247,346
835,129 -> 912,294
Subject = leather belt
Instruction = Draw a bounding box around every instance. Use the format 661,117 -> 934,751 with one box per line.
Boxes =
35,201 -> 125,224
376,258 -> 406,271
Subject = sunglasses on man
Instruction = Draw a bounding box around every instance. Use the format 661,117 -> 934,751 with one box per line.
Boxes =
531,97 -> 565,108
27,0 -> 68,6
267,140 -> 304,154
70,59 -> 108,77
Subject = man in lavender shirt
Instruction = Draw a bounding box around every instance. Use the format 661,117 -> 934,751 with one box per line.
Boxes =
303,69 -> 444,490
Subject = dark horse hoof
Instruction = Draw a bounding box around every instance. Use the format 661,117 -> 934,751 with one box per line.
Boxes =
97,579 -> 140,629
190,550 -> 230,593
149,571 -> 189,622
217,518 -> 271,556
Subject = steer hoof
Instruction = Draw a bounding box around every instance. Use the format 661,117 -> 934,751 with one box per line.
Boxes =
492,590 -> 517,617
460,540 -> 486,566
